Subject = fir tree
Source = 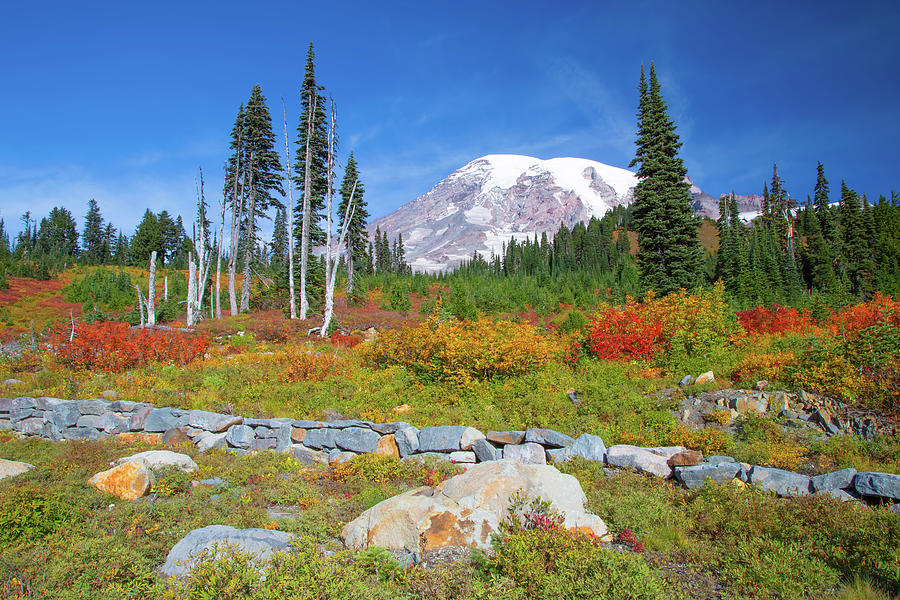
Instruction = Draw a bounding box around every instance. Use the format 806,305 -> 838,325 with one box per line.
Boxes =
338,152 -> 369,292
82,199 -> 105,264
36,207 -> 79,258
130,210 -> 163,265
629,64 -> 703,295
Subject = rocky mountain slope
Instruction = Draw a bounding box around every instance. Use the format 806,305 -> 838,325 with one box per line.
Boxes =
369,155 -> 758,272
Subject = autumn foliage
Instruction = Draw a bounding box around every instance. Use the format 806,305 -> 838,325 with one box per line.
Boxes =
737,304 -> 816,336
364,314 -> 565,386
51,321 -> 209,371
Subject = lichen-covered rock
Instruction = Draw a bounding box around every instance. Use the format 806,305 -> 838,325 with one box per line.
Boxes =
335,427 -> 381,453
225,424 -> 255,449
854,472 -> 900,500
673,462 -> 742,489
160,525 -> 293,578
486,430 -> 525,445
810,468 -> 857,493
375,434 -> 400,458
88,461 -> 154,500
748,466 -> 810,497
568,434 -> 607,462
341,460 -> 607,552
606,445 -> 674,478
524,428 -> 575,448
187,410 -> 243,433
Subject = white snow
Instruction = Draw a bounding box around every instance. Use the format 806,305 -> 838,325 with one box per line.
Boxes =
405,227 -> 432,244
464,205 -> 493,225
471,154 -> 637,217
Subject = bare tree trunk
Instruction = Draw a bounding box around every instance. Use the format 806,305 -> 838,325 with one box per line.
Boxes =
147,251 -> 157,327
282,98 -> 297,319
321,99 -> 357,337
164,276 -> 168,302
299,94 -> 316,320
134,285 -> 146,328
346,252 -> 355,295
216,179 -> 226,320
239,176 -> 256,313
227,137 -> 245,317
187,257 -> 196,327
196,169 -> 208,313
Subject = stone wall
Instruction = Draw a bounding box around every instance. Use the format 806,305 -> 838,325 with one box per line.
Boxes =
2,396 -> 898,508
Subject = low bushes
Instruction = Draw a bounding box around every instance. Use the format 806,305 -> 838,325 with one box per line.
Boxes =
363,315 -> 567,386
50,321 -> 210,371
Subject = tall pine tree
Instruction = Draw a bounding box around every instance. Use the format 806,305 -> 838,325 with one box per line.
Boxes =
338,152 -> 369,292
629,64 -> 703,295
82,199 -> 105,264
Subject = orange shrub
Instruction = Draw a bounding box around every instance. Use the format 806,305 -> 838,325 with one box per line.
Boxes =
731,351 -> 798,383
363,316 -> 566,386
284,347 -> 348,382
50,321 -> 209,371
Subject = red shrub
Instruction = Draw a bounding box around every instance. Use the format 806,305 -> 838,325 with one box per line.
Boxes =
587,306 -> 664,361
51,321 -> 210,371
737,304 -> 815,336
824,293 -> 900,337
330,331 -> 362,348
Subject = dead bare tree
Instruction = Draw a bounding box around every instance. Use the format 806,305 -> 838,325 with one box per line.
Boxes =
282,97 -> 297,319
320,99 -> 356,337
147,251 -> 157,327
227,113 -> 247,316
216,168 -> 227,319
299,93 -> 316,320
239,155 -> 257,313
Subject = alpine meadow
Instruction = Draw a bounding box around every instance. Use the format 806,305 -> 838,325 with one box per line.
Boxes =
2,4 -> 900,600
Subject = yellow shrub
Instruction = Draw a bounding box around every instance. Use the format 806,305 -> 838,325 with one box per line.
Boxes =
702,409 -> 732,426
363,316 -> 566,387
733,351 -> 797,383
666,424 -> 734,455
284,347 -> 348,382
790,354 -> 868,403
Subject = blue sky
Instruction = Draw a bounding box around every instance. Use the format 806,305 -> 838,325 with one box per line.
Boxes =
2,0 -> 899,240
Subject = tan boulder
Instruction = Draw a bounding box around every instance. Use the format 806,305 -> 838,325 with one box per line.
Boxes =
0,458 -> 34,481
88,461 -> 154,500
667,449 -> 704,467
290,427 -> 307,443
375,434 -> 400,458
695,371 -> 715,385
113,450 -> 198,473
341,459 -> 607,552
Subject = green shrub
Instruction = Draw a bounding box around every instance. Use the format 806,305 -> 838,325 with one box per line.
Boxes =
0,484 -> 76,545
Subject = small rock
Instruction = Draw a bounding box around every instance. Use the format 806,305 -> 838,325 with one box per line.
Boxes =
770,392 -> 789,413
810,468 -> 857,493
225,424 -> 255,449
160,525 -> 293,578
329,450 -> 356,465
448,451 -> 476,463
472,438 -> 500,462
76,414 -> 102,428
705,455 -> 737,464
162,427 -> 192,446
418,426 -> 469,452
371,422 -> 411,435
89,461 -> 154,500
695,371 -> 715,385
459,427 -> 485,451
274,426 -> 293,452
187,410 -> 243,433
128,405 -> 153,431
290,427 -> 307,443
667,449 -> 704,468
2,379 -> 24,388
100,390 -> 119,401
63,427 -> 101,441
97,412 -> 129,434
302,427 -> 337,450
79,399 -> 112,415
394,426 -> 419,458
115,432 -> 162,445
524,428 -> 575,449
0,458 -> 35,481
853,472 -> 900,501
375,434 -> 400,458
115,450 -> 198,473
546,448 -> 570,463
567,434 -> 607,463
485,430 -> 525,445
754,380 -> 768,391
679,375 -> 694,387
143,408 -> 187,433
196,432 -> 227,452
748,466 -> 810,497
503,442 -> 547,464
335,427 -> 381,453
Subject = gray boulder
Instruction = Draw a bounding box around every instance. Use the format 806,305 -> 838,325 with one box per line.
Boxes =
336,427 -> 381,453
809,468 -> 857,493
108,400 -> 141,412
418,426 -> 468,452
372,422 -> 411,435
97,412 -> 128,434
812,488 -> 857,502
606,445 -> 673,478
291,445 -> 327,465
329,450 -> 357,464
274,426 -> 293,452
50,402 -> 81,428
472,438 -> 499,462
253,426 -> 274,439
128,405 -> 153,431
159,525 -> 293,578
188,410 -> 243,433
196,432 -> 227,453
546,448 -> 570,463
34,397 -> 66,410
503,442 -> 547,464
143,409 -> 187,433
748,466 -> 810,497
17,418 -> 44,436
568,434 -> 607,462
673,462 -> 742,489
63,427 -> 101,441
11,397 -> 36,410
251,438 -> 277,451
394,426 -> 419,457
524,428 -> 575,448
485,430 -> 526,445
302,427 -> 338,450
10,408 -> 37,422
76,414 -> 102,428
853,472 -> 900,501
79,399 -> 111,415
225,424 -> 255,449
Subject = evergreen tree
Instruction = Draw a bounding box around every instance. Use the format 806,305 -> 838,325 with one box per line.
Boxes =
293,42 -> 330,260
0,218 -> 10,261
270,206 -> 288,270
239,84 -> 284,311
36,207 -> 79,258
629,64 -> 703,295
131,210 -> 163,265
337,152 -> 369,291
113,231 -> 129,265
813,162 -> 834,244
101,223 -> 116,264
82,199 -> 105,264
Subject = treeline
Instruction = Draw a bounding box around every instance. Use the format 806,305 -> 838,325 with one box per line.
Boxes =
716,163 -> 900,309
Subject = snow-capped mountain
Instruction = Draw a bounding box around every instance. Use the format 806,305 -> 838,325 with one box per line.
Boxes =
368,154 -> 755,272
